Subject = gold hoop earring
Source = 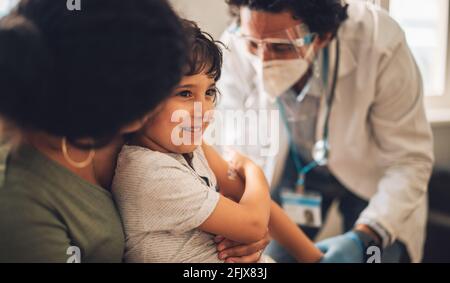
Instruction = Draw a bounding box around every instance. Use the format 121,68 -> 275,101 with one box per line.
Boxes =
61,137 -> 95,168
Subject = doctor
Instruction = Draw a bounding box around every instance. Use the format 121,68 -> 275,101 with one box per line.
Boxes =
217,0 -> 434,263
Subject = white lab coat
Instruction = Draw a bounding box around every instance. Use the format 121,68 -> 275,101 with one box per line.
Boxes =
216,0 -> 434,262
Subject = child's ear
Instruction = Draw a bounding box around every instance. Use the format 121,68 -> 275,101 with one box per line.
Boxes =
119,102 -> 167,134
119,115 -> 151,134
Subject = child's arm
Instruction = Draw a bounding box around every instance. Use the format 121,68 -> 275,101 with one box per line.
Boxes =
198,151 -> 271,244
202,143 -> 323,263
201,144 -> 246,202
267,201 -> 323,262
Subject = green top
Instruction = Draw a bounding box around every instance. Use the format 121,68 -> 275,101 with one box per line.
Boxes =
0,142 -> 125,263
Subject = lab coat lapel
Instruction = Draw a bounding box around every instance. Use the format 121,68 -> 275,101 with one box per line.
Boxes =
315,38 -> 357,142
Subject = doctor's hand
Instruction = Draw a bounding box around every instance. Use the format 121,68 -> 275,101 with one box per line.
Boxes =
315,231 -> 365,263
214,231 -> 271,263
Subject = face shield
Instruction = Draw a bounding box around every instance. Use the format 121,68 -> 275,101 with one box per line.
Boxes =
230,23 -> 318,100
231,23 -> 316,61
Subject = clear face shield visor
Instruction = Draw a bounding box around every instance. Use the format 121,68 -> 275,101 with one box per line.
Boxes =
230,23 -> 317,61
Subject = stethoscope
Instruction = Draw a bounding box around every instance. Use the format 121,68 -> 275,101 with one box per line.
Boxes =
277,38 -> 340,190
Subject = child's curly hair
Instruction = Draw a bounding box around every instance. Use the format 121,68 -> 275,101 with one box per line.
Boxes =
181,20 -> 224,82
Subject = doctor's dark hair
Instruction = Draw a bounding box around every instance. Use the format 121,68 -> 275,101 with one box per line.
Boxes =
226,0 -> 349,38
0,0 -> 187,148
182,19 -> 224,82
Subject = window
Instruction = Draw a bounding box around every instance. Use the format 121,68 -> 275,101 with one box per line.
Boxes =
0,0 -> 18,17
390,0 -> 449,97
379,0 -> 450,122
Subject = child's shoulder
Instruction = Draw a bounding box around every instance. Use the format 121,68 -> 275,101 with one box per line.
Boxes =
113,145 -> 193,193
116,145 -> 185,172
116,145 -> 194,177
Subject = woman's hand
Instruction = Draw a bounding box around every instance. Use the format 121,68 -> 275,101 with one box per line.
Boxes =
214,230 -> 271,263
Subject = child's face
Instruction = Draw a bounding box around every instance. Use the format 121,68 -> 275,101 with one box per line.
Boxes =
138,72 -> 217,154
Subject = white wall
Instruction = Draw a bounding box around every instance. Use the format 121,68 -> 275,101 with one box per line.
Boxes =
169,0 -> 230,39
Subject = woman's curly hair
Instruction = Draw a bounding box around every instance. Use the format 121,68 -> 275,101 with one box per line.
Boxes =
226,0 -> 349,38
0,0 -> 187,148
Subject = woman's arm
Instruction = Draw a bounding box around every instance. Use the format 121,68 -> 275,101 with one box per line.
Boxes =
0,194 -> 74,263
202,143 -> 323,262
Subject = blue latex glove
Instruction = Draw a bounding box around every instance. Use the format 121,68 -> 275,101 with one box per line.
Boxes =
316,231 -> 365,263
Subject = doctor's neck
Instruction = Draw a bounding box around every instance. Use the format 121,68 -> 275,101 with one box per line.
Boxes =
293,67 -> 313,94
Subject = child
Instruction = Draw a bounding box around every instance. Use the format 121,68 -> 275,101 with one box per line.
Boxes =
112,20 -> 323,263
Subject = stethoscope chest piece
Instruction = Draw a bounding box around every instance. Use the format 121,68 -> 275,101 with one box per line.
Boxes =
312,139 -> 329,166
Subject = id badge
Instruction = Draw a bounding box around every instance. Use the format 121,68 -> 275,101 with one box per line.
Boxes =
281,189 -> 322,228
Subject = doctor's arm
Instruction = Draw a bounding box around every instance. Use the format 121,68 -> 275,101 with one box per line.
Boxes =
356,34 -> 434,253
202,143 -> 323,263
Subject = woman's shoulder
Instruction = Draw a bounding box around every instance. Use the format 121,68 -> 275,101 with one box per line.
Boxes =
0,143 -> 60,202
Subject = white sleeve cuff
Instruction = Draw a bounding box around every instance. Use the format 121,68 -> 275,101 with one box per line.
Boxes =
355,217 -> 393,249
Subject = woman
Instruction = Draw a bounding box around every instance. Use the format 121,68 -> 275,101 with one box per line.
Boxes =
0,0 -> 186,262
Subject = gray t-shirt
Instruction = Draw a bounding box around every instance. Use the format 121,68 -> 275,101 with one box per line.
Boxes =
112,145 -> 222,263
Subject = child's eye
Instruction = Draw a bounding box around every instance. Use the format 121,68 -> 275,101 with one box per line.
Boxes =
176,90 -> 192,98
206,88 -> 218,101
